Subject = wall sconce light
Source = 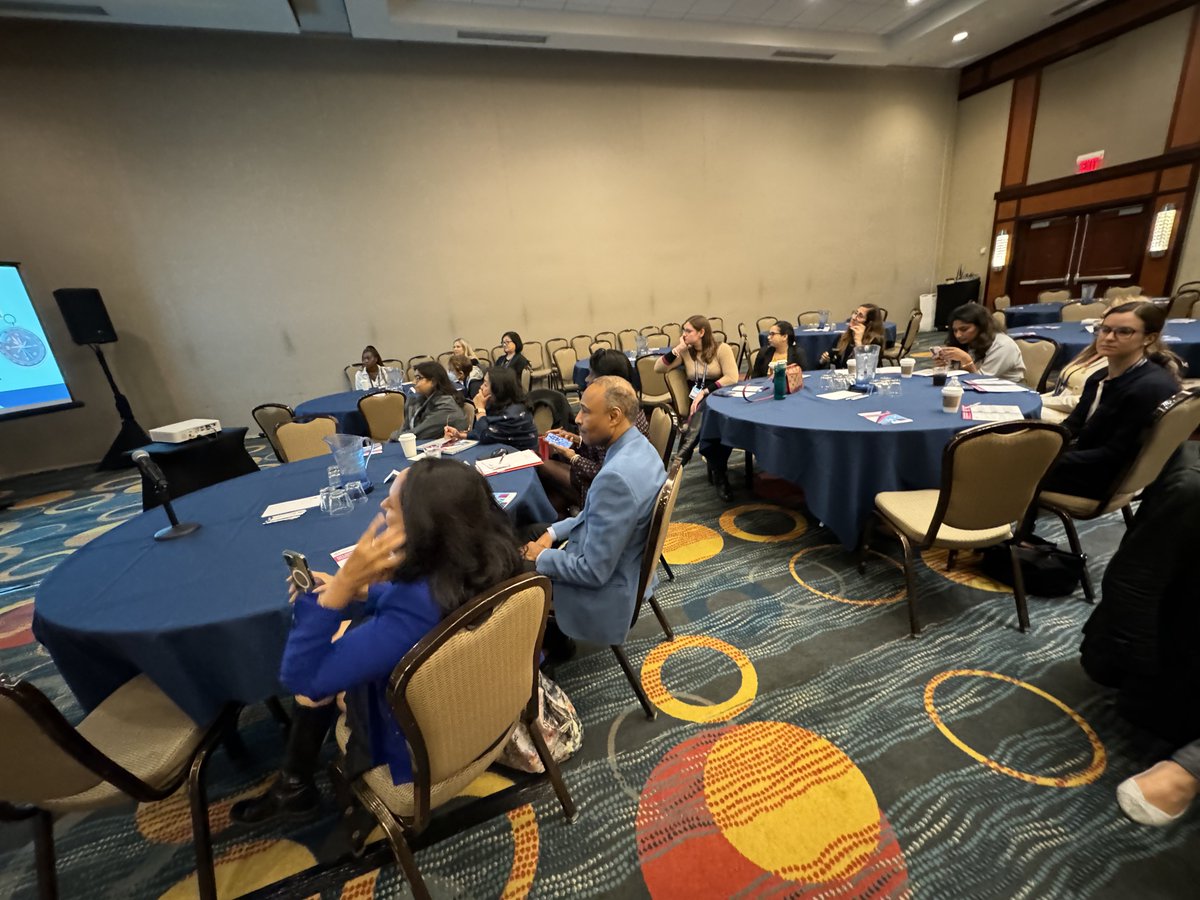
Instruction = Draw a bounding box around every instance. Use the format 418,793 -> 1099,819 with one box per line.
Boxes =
1149,203 -> 1177,257
991,229 -> 1009,271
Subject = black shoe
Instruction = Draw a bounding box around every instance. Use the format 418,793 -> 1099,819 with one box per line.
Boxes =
230,775 -> 320,825
677,445 -> 694,467
714,473 -> 733,503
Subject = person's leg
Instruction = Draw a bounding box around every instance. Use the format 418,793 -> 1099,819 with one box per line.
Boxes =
701,441 -> 734,502
536,459 -> 580,517
230,697 -> 338,824
1116,738 -> 1200,826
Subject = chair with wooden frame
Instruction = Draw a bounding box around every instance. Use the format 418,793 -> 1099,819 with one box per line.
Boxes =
661,323 -> 682,344
882,310 -> 923,362
524,341 -> 554,389
639,325 -> 661,336
611,460 -> 682,719
617,329 -> 639,353
252,402 -> 295,463
553,346 -> 582,396
663,367 -> 692,421
644,332 -> 670,350
1038,390 -> 1200,603
797,311 -> 822,327
331,573 -> 576,900
569,335 -> 594,359
1167,289 -> 1200,320
755,315 -> 777,333
0,674 -> 239,900
1014,337 -> 1060,393
636,355 -> 672,409
358,391 -> 407,443
406,356 -> 435,382
595,330 -> 618,349
860,420 -> 1068,637
1060,301 -> 1097,322
1038,289 -> 1072,303
344,363 -> 364,389
707,316 -> 724,332
993,295 -> 1011,310
276,416 -> 337,462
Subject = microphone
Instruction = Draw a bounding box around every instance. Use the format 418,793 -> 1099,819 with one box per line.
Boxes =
131,449 -> 201,542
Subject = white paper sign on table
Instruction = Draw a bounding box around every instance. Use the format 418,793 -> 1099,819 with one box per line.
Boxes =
262,496 -> 322,518
816,390 -> 869,400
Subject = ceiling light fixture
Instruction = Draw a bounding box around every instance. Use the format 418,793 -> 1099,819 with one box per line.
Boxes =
952,31 -> 969,43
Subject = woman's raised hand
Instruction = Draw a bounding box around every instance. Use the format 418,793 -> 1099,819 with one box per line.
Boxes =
673,337 -> 689,357
319,515 -> 407,610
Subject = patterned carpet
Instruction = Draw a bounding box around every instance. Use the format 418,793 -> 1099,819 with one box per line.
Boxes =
2,425 -> 1199,897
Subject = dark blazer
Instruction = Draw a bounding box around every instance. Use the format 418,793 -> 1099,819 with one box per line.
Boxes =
820,334 -> 885,368
752,345 -> 809,378
1043,359 -> 1179,498
494,352 -> 530,379
469,401 -> 538,451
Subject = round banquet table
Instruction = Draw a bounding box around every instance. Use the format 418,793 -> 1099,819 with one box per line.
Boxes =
1008,319 -> 1200,373
700,372 -> 1043,550
760,322 -> 898,363
572,358 -> 643,392
1002,302 -> 1069,327
295,389 -> 375,435
32,443 -> 557,724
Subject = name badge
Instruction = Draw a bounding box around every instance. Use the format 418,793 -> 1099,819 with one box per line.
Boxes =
689,385 -> 704,400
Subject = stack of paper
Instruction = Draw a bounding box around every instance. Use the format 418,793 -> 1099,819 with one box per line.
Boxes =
418,438 -> 478,455
721,384 -> 767,398
262,496 -> 321,519
817,390 -> 868,400
475,449 -> 543,476
966,378 -> 1030,393
961,404 -> 1025,422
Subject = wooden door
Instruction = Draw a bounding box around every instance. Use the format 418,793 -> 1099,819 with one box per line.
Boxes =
1011,215 -> 1078,305
1073,204 -> 1150,296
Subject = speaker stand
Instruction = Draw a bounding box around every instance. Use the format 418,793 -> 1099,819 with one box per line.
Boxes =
92,344 -> 150,471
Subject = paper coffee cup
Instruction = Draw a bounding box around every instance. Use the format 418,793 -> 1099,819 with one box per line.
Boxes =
398,432 -> 418,459
900,358 -> 915,377
846,358 -> 857,378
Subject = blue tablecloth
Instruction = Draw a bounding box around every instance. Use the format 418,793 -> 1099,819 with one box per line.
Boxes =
32,443 -> 556,724
572,359 -> 643,392
760,323 -> 898,364
700,373 -> 1043,549
1003,302 -> 1068,327
1008,319 -> 1200,373
295,390 -> 374,435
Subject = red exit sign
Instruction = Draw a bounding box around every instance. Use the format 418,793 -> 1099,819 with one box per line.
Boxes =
1077,151 -> 1105,173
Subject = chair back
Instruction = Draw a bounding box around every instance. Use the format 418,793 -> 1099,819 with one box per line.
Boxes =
387,573 -> 551,826
1037,289 -> 1071,303
664,367 -> 691,418
590,340 -> 613,352
276,416 -> 337,462
251,403 -> 295,463
661,323 -> 682,343
617,329 -> 638,352
876,307 -> 890,322
712,331 -> 727,344
644,332 -> 670,350
746,347 -> 760,374
992,310 -> 1006,331
358,391 -> 407,442
1192,297 -> 1200,319
639,325 -> 660,336
553,347 -> 579,389
707,316 -> 724,332
570,335 -> 593,359
407,354 -> 434,374
1060,301 -> 1095,322
524,342 -> 546,370
462,402 -> 476,429
474,346 -> 493,364
436,352 -> 454,369
1109,390 -> 1200,500
797,311 -> 822,326
545,338 -> 569,363
636,355 -> 671,403
344,363 -> 364,389
1014,337 -> 1059,392
518,367 -> 532,394
1168,290 -> 1200,320
994,295 -> 1011,310
527,389 -> 573,435
635,461 -> 683,605
930,421 -> 1068,538
898,310 -> 922,355
491,346 -> 505,366
595,331 -> 618,348
647,406 -> 676,465
755,316 -> 777,333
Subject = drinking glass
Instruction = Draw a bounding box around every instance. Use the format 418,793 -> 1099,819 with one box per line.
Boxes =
819,310 -> 831,331
424,445 -> 443,461
327,465 -> 341,488
344,481 -> 368,505
326,488 -> 354,516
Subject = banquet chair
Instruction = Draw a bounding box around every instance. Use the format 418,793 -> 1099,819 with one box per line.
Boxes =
992,310 -> 1006,331
252,402 -> 295,463
644,332 -> 671,350
553,347 -> 582,396
491,346 -> 505,366
617,329 -> 639,353
993,295 -> 1011,310
861,421 -> 1068,637
527,389 -> 574,435
882,310 -> 922,362
1060,301 -> 1095,322
524,342 -> 554,389
1192,297 -> 1200,319
661,323 -> 682,343
707,317 -> 724,332
1038,289 -> 1072,303
545,338 -> 569,373
406,356 -> 435,382
590,340 -> 613,353
473,346 -> 493,364
611,460 -> 683,719
276,416 -> 337,462
736,322 -> 752,372
595,331 -> 618,349
876,307 -> 890,323
664,367 -> 691,420
569,335 -> 593,359
647,406 -> 677,466
639,325 -> 661,336
462,402 -> 476,429
436,352 -> 454,369
359,391 -> 407,443
331,573 -> 575,900
344,363 -> 364,389
1105,285 -> 1142,300
636,355 -> 672,409
755,316 -> 777,333
1168,290 -> 1200,320
712,330 -> 727,344
1014,337 -> 1059,393
0,674 -> 239,900
1038,390 -> 1200,603
797,311 -> 822,326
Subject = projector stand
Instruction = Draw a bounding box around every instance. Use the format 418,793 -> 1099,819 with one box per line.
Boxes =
92,343 -> 150,471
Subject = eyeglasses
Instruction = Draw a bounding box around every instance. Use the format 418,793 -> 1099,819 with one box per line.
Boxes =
1097,325 -> 1144,338
768,330 -> 782,337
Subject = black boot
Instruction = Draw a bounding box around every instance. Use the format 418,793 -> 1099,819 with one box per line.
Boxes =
710,462 -> 733,502
231,703 -> 336,825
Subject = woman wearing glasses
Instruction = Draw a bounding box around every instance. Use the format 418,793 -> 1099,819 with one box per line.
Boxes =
1039,301 -> 1181,498
818,304 -> 887,368
391,361 -> 467,440
444,366 -> 539,451
752,321 -> 809,377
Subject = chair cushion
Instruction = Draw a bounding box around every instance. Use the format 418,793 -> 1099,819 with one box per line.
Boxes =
42,675 -> 206,812
1039,491 -> 1133,518
876,490 -> 1013,549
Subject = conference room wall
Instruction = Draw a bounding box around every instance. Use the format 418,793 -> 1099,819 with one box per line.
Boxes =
0,22 -> 957,476
936,81 -> 1012,281
1025,10 -> 1191,186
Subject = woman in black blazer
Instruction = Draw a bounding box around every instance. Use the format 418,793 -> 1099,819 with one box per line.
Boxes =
493,331 -> 530,381
752,321 -> 809,377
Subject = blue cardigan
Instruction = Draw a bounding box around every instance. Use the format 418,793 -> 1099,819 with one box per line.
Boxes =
280,580 -> 443,785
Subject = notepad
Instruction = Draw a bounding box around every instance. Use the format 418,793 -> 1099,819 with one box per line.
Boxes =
475,449 -> 543,476
962,404 -> 1025,422
965,378 -> 1030,393
719,384 -> 767,398
262,496 -> 322,518
858,410 -> 912,425
418,438 -> 478,455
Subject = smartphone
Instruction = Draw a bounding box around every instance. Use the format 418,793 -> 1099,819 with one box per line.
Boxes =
544,432 -> 574,450
282,549 -> 316,593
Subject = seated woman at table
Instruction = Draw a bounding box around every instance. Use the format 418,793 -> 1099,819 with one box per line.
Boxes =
752,320 -> 809,377
392,361 -> 467,441
353,345 -> 394,390
937,303 -> 1025,382
230,459 -> 523,827
445,366 -> 539,452
493,331 -> 531,382
818,304 -> 886,368
1036,301 -> 1181,500
538,349 -> 650,515
1040,339 -> 1107,424
448,353 -> 485,400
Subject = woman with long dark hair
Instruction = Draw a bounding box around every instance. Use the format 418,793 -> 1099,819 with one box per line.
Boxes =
493,331 -> 530,382
819,305 -> 886,368
752,320 -> 809,377
445,365 -> 538,451
937,303 -> 1024,382
393,360 -> 467,440
231,459 -> 523,827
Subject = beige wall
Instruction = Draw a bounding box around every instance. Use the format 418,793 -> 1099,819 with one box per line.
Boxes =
936,81 -> 1012,282
0,23 -> 957,476
1026,10 -> 1190,185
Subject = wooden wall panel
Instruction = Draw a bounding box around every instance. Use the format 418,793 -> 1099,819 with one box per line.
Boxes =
1001,73 -> 1040,188
1167,6 -> 1200,149
1160,164 -> 1194,191
997,199 -> 1018,220
1017,173 -> 1158,218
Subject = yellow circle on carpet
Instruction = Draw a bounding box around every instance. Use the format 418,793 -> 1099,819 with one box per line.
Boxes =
0,522 -> 19,538
789,545 -> 905,606
703,721 -> 881,882
160,839 -> 315,899
642,635 -> 757,723
718,504 -> 806,543
663,522 -> 723,564
461,773 -> 539,900
0,546 -> 21,566
65,523 -> 121,548
11,491 -> 73,510
924,669 -> 1107,788
0,550 -> 73,583
920,548 -> 1009,593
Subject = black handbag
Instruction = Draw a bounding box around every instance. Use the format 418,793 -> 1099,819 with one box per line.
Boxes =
980,535 -> 1086,597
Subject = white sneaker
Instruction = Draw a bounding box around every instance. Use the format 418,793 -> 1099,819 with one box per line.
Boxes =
1116,777 -> 1187,827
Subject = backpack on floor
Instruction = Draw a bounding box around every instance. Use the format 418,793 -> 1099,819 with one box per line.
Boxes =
980,535 -> 1086,597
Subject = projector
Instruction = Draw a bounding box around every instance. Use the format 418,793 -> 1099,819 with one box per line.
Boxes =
149,418 -> 222,443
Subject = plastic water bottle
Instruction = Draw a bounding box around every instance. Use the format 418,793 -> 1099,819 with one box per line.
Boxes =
942,374 -> 963,414
635,333 -> 648,356
773,362 -> 786,400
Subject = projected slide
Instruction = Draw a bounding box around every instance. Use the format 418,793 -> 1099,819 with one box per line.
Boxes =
0,264 -> 77,420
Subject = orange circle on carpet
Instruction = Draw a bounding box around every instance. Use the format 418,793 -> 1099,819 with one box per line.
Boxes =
663,522 -> 723,564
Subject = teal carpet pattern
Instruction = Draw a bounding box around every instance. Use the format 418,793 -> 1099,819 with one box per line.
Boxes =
2,431 -> 1199,898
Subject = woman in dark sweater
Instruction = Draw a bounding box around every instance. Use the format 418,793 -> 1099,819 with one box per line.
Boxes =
445,366 -> 538,451
392,361 -> 467,440
493,331 -> 530,382
752,320 -> 809,377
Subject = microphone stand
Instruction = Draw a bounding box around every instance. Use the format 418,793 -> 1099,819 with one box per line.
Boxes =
150,480 -> 200,541
92,342 -> 151,471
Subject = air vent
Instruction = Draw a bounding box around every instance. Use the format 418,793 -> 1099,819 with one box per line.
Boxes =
1050,0 -> 1099,18
0,1 -> 107,14
457,30 -> 548,44
771,50 -> 835,61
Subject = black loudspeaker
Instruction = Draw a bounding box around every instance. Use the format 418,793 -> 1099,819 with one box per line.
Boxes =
53,288 -> 118,344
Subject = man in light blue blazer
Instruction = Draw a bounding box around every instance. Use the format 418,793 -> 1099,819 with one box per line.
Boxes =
524,376 -> 667,646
